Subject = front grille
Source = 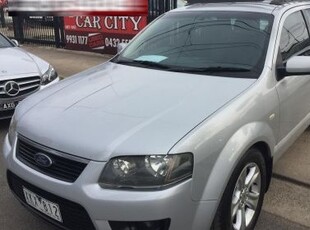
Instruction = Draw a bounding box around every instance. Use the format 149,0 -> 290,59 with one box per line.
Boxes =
16,136 -> 88,183
0,109 -> 14,119
0,76 -> 41,99
7,171 -> 96,230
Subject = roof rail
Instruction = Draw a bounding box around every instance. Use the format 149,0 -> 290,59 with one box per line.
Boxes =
186,0 -> 310,5
270,0 -> 310,5
186,0 -> 264,4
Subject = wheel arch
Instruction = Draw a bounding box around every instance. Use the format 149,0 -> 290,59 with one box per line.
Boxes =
175,121 -> 276,229
192,122 -> 275,202
251,141 -> 273,192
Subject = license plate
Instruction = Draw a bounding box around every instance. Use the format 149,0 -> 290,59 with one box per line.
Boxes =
0,101 -> 17,111
23,187 -> 63,222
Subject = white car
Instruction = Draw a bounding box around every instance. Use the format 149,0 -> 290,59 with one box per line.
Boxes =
0,33 -> 59,119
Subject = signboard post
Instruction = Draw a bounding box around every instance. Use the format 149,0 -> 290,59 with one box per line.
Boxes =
0,0 -> 7,28
0,0 -> 7,7
64,16 -> 147,54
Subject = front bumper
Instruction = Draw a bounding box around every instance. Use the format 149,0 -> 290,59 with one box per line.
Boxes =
2,135 -> 217,230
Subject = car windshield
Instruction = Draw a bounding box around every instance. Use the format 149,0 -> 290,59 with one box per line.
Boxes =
0,33 -> 13,48
113,11 -> 274,79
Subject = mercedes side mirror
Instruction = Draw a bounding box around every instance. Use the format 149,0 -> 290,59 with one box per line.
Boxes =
11,39 -> 20,47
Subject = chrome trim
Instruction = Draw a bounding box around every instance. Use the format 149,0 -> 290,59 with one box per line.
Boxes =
18,79 -> 41,86
0,76 -> 41,99
0,88 -> 40,102
0,115 -> 14,120
17,135 -> 90,164
20,84 -> 39,91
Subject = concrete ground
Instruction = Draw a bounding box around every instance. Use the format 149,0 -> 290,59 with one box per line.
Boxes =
22,45 -> 112,78
0,45 -> 309,230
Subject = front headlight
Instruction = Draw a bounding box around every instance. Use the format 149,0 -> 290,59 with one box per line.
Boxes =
99,153 -> 193,190
41,65 -> 58,85
8,114 -> 17,146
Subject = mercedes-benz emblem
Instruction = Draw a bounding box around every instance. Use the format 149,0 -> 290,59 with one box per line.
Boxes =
4,81 -> 20,97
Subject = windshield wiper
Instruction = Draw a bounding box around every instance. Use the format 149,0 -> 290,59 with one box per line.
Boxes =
115,59 -> 171,70
114,59 -> 251,74
171,66 -> 251,74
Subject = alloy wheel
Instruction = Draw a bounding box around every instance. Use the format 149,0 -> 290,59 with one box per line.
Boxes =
231,163 -> 261,230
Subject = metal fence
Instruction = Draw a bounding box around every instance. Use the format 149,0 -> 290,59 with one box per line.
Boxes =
11,16 -> 65,47
0,4 -> 66,48
0,7 -> 14,38
0,0 -> 177,47
148,0 -> 178,22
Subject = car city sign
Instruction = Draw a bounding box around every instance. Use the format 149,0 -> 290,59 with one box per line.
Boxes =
8,0 -> 149,55
64,15 -> 147,54
4,81 -> 20,97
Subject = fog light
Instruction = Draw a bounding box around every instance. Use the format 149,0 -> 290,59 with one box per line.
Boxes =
109,219 -> 171,230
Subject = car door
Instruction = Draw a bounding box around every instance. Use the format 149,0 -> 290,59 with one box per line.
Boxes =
275,10 -> 310,142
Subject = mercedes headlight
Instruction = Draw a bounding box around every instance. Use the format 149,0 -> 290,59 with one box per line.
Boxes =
41,65 -> 58,85
99,153 -> 193,190
8,114 -> 17,146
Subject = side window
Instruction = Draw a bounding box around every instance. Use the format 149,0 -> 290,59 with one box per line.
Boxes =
279,11 -> 310,62
302,9 -> 310,56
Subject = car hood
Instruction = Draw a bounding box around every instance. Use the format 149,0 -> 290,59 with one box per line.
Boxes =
0,47 -> 45,78
18,62 -> 256,161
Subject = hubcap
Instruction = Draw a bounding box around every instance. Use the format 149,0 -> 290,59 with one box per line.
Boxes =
231,163 -> 261,230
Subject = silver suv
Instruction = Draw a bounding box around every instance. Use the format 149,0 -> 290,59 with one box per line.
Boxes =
3,1 -> 310,230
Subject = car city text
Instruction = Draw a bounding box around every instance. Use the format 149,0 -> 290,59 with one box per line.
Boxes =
75,16 -> 143,31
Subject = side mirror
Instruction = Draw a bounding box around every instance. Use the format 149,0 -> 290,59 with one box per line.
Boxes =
286,56 -> 310,75
277,56 -> 310,80
117,42 -> 128,53
11,39 -> 20,47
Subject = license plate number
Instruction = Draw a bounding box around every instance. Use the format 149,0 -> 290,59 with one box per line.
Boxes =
0,102 -> 17,111
23,187 -> 63,222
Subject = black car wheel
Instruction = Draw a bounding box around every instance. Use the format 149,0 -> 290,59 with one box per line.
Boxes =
212,148 -> 267,230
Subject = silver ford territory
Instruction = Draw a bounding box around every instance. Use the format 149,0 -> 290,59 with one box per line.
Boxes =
3,1 -> 310,230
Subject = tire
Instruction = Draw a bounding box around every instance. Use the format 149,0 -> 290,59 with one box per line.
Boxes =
211,148 -> 267,230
